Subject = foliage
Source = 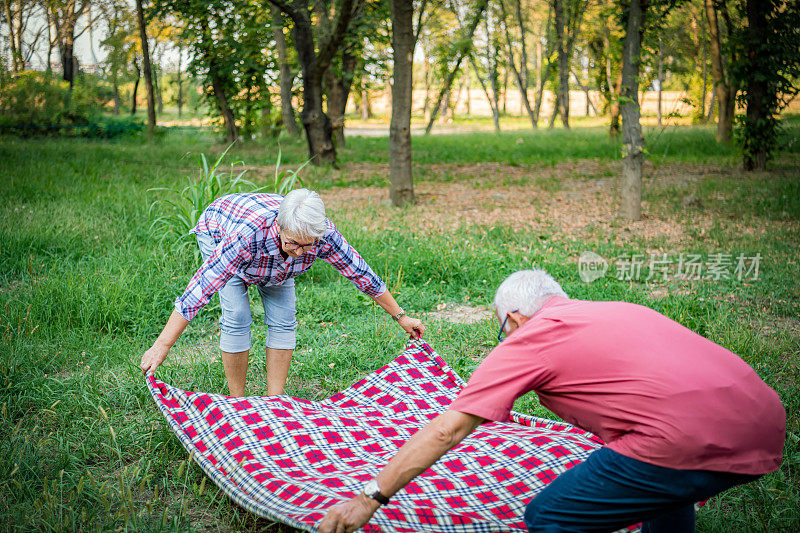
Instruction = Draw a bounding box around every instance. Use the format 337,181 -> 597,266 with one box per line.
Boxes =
151,0 -> 278,139
0,71 -> 140,137
148,145 -> 308,257
730,0 -> 800,169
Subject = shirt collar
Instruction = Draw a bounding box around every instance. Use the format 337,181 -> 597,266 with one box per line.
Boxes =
264,219 -> 282,257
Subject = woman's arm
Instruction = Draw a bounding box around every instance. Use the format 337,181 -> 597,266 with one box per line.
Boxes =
372,290 -> 425,339
140,309 -> 189,373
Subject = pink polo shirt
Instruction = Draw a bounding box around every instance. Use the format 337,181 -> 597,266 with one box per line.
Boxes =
449,297 -> 785,474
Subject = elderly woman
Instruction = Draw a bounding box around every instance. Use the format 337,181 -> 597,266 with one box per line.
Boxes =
140,189 -> 424,396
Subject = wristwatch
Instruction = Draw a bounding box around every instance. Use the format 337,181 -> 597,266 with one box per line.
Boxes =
363,479 -> 390,505
391,308 -> 406,321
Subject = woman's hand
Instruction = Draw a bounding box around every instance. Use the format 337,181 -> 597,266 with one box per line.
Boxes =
398,315 -> 425,339
140,310 -> 190,374
140,340 -> 170,374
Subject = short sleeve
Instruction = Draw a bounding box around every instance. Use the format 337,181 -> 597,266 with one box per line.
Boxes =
449,326 -> 555,421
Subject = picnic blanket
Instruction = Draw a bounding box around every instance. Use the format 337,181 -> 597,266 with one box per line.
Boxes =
146,340 -> 615,532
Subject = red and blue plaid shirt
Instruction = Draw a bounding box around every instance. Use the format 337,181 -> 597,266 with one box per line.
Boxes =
174,193 -> 386,321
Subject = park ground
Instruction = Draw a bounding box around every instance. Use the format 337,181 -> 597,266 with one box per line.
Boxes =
0,116 -> 798,531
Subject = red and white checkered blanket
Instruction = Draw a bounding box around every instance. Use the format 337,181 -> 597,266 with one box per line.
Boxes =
146,340 -> 606,532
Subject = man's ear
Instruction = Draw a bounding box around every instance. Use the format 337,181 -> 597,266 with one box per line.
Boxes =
507,311 -> 531,330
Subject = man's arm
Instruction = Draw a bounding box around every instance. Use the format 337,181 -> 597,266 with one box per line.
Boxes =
318,410 -> 484,533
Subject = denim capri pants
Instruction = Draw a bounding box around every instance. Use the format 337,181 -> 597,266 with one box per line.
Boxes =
197,233 -> 298,353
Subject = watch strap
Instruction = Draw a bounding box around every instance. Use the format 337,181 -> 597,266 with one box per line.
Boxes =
391,309 -> 406,321
369,490 -> 390,505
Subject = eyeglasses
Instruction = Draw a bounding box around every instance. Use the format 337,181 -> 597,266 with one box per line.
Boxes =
280,233 -> 318,253
497,309 -> 519,343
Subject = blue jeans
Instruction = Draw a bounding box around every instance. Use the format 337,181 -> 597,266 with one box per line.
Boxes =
524,447 -> 759,533
196,234 -> 297,352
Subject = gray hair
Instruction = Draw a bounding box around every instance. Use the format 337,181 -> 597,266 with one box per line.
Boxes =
277,188 -> 327,238
493,269 -> 568,325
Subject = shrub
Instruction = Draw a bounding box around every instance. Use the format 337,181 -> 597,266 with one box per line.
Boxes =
148,146 -> 308,260
0,70 -> 141,138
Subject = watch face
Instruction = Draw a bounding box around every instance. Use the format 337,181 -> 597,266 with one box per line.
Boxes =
364,479 -> 379,496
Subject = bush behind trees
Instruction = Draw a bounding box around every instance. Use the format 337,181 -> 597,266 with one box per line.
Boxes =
0,71 -> 142,138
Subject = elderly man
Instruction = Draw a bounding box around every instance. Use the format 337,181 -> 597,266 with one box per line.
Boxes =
320,269 -> 785,533
140,189 -> 424,396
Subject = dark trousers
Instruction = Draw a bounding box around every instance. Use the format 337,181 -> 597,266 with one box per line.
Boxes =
524,447 -> 759,533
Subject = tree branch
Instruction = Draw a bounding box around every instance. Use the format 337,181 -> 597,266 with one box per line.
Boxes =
268,0 -> 307,28
315,0 -> 358,75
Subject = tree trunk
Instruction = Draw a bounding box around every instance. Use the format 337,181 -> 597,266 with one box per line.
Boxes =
657,36 -> 662,125
135,0 -> 157,136
700,14 -> 707,118
422,58 -> 431,122
553,0 -> 570,128
619,0 -> 647,221
176,44 -> 184,118
271,4 -> 300,137
470,53 -> 501,131
60,36 -> 75,87
270,0 -> 358,166
301,75 -> 336,165
361,86 -> 372,120
325,52 -> 357,148
210,73 -> 239,143
131,60 -> 140,115
742,0 -> 768,170
606,33 -> 622,137
3,0 -> 20,71
549,92 -> 559,128
389,0 -> 414,207
425,0 -> 489,134
261,101 -> 273,139
704,0 -> 733,143
113,79 -> 120,114
465,67 -> 471,115
532,37 -> 547,126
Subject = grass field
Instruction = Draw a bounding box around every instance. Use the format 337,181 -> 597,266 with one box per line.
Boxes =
0,119 -> 798,532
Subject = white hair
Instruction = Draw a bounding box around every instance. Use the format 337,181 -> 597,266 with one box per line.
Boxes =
493,269 -> 568,325
277,188 -> 327,238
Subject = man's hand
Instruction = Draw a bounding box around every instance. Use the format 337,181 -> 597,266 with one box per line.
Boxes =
140,341 -> 169,374
398,315 -> 425,339
319,494 -> 380,533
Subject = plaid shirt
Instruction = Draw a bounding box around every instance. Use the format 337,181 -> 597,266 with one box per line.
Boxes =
174,193 -> 386,321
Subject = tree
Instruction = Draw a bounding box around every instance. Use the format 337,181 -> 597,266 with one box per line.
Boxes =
2,0 -> 46,72
704,0 -> 735,143
46,0 -> 99,87
550,0 -> 589,128
270,4 -> 300,137
619,0 -> 648,221
269,0 -> 362,165
499,0 -> 538,128
732,0 -> 800,170
389,0 -> 414,206
317,1 -> 384,148
100,0 -> 136,114
154,0 -> 276,143
135,0 -> 157,136
425,0 -> 489,134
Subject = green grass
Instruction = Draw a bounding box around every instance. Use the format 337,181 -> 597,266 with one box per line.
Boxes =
0,122 -> 798,532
